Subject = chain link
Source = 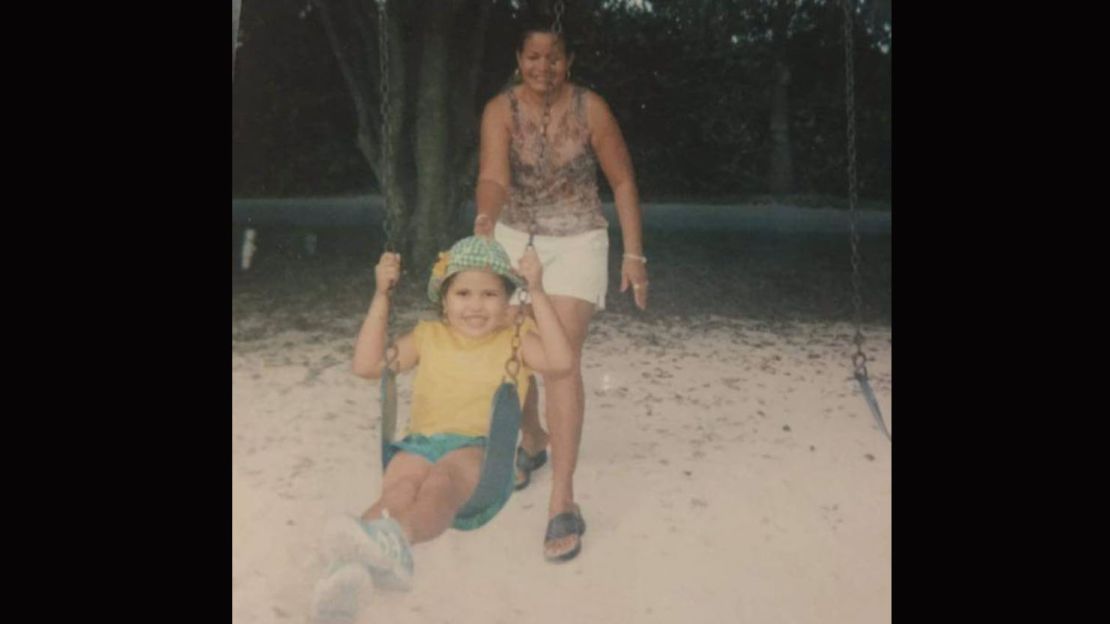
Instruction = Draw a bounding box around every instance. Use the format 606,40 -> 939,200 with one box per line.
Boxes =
504,303 -> 527,383
505,2 -> 565,376
842,0 -> 889,443
842,0 -> 867,380
553,0 -> 565,36
529,2 -> 565,247
377,0 -> 399,373
534,80 -> 551,248
377,0 -> 398,254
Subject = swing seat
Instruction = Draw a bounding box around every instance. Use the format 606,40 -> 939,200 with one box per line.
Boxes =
379,375 -> 523,526
380,369 -> 398,466
854,371 -> 891,441
454,382 -> 522,524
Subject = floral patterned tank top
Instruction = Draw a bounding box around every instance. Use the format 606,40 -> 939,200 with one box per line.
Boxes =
501,85 -> 608,236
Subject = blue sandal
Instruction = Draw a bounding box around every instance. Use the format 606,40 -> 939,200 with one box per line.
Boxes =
514,446 -> 548,491
544,505 -> 586,562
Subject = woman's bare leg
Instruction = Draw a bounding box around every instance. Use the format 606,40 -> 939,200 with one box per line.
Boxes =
542,296 -> 594,558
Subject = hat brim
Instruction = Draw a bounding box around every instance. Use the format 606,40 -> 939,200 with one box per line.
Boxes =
428,267 -> 525,303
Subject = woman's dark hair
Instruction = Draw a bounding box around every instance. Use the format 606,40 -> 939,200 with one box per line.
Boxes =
438,272 -> 518,306
516,14 -> 575,57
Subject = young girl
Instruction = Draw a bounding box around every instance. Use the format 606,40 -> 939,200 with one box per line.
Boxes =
312,236 -> 574,622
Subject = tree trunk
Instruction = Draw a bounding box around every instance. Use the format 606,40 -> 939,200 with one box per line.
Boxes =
768,58 -> 793,194
314,0 -> 494,263
410,3 -> 454,275
529,0 -> 554,16
316,0 -> 410,252
869,0 -> 892,30
768,0 -> 794,195
233,0 -> 242,80
444,0 -> 492,238
380,0 -> 410,254
317,3 -> 373,162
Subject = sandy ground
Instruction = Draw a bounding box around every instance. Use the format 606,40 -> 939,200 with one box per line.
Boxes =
232,220 -> 892,624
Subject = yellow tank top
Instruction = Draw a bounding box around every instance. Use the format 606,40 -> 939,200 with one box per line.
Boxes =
408,319 -> 534,437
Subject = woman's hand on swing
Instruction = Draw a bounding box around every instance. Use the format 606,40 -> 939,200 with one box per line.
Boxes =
375,252 -> 401,295
474,213 -> 495,238
516,246 -> 544,294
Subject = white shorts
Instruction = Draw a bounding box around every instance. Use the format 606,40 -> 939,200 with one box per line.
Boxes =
495,222 -> 609,310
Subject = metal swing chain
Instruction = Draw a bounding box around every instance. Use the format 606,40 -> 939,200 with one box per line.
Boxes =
502,2 -> 564,380
553,0 -> 565,36
377,0 -> 399,373
842,0 -> 867,380
377,0 -> 398,254
842,0 -> 890,442
503,305 -> 527,385
530,0 -> 565,248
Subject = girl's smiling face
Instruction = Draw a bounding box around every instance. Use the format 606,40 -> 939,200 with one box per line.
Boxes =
441,270 -> 511,338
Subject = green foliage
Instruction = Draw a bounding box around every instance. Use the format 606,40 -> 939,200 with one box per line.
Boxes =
233,0 -> 891,202
232,0 -> 372,196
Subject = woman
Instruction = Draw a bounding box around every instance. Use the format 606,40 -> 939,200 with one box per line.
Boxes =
474,21 -> 649,562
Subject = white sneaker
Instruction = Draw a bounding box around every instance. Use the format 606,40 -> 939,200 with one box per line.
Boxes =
322,515 -> 414,591
310,562 -> 373,624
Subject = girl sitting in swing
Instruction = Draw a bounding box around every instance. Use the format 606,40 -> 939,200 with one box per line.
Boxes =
313,236 -> 574,621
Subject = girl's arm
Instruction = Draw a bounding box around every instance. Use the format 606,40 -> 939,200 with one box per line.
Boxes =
516,247 -> 575,375
588,91 -> 649,311
474,95 -> 513,237
352,252 -> 419,379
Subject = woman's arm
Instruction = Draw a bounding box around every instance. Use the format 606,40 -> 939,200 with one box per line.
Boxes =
474,95 -> 513,237
588,92 -> 649,310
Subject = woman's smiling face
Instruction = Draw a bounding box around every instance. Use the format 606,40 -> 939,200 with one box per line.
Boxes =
516,32 -> 573,95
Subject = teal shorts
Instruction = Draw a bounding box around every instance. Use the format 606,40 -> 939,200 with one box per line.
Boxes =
384,433 -> 513,531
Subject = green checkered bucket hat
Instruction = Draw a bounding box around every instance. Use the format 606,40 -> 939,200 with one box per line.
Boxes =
427,236 -> 525,303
